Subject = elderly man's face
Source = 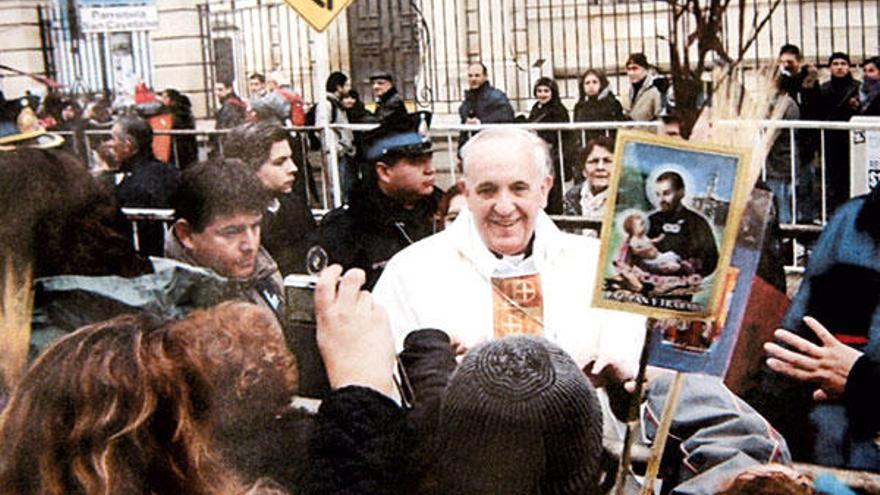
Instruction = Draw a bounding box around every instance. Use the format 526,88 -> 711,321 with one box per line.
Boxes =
372,78 -> 392,98
655,179 -> 684,212
464,138 -> 552,255
103,123 -> 137,164
177,212 -> 263,279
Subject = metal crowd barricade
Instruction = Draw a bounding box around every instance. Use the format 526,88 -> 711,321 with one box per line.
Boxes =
717,119 -> 880,271
326,120 -> 662,208
90,118 -> 880,273
120,207 -> 175,253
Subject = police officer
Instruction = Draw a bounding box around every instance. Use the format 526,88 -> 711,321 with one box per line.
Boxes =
317,112 -> 440,289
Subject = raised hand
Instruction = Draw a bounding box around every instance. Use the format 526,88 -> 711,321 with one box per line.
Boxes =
764,316 -> 863,401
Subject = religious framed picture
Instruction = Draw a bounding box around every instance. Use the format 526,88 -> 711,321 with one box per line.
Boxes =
592,131 -> 752,320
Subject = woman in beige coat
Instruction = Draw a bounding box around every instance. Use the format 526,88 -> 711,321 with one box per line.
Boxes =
623,53 -> 664,122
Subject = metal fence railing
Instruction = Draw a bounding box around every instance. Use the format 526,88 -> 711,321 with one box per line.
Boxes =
68,119 -> 880,272
195,0 -> 879,114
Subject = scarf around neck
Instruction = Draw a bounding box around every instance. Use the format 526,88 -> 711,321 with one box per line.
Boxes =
861,77 -> 880,111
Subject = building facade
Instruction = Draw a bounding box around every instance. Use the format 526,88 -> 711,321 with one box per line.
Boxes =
2,0 -> 877,119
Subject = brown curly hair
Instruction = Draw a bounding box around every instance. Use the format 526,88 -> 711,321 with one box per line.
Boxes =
0,301 -> 297,495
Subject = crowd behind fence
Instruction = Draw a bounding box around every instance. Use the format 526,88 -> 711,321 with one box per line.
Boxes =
64,119 -> 880,272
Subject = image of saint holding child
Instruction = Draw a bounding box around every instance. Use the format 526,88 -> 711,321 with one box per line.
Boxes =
594,132 -> 747,318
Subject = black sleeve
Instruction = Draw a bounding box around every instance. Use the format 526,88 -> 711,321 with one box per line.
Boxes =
398,330 -> 458,485
844,353 -> 880,435
318,210 -> 356,269
610,96 -> 625,121
693,216 -> 719,276
302,386 -> 411,495
399,329 -> 457,435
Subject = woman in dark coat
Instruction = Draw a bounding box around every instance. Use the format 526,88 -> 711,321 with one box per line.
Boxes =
160,88 -> 198,169
572,69 -> 626,148
528,77 -> 574,214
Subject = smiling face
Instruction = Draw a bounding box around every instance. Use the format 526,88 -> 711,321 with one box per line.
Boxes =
583,145 -> 613,194
583,74 -> 601,97
256,139 -> 297,195
535,85 -> 553,105
463,134 -> 552,256
176,212 -> 263,279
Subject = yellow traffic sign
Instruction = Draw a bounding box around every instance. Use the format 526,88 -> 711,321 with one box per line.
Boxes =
284,0 -> 355,32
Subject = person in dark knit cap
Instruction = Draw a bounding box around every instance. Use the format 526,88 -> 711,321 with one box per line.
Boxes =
433,335 -> 604,495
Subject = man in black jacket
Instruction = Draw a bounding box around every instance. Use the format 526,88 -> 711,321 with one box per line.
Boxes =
818,52 -> 861,214
223,121 -> 319,275
367,71 -> 409,124
319,112 -> 440,289
214,79 -> 247,130
100,115 -> 180,256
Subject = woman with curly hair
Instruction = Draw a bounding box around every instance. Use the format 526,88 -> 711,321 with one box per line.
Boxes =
0,301 -> 297,495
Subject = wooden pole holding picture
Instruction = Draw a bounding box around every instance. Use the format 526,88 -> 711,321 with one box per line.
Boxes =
639,371 -> 686,495
614,323 -> 654,495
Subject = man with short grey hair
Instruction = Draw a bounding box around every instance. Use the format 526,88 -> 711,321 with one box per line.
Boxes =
373,127 -> 645,377
373,132 -> 792,495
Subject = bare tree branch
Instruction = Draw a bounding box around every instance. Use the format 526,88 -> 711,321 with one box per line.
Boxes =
735,0 -> 785,65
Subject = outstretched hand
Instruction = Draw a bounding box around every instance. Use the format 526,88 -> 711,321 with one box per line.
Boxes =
764,316 -> 863,401
315,265 -> 396,398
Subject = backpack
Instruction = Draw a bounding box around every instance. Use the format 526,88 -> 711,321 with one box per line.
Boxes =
305,98 -> 338,151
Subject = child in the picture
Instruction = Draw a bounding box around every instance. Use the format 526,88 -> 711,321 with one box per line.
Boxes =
621,212 -> 685,273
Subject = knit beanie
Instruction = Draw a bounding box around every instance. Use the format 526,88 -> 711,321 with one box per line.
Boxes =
435,335 -> 603,495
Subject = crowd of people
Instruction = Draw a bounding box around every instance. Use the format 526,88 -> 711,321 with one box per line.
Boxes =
0,44 -> 879,494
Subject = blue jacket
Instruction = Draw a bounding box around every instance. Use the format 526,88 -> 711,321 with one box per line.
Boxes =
755,193 -> 880,466
458,81 -> 515,124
